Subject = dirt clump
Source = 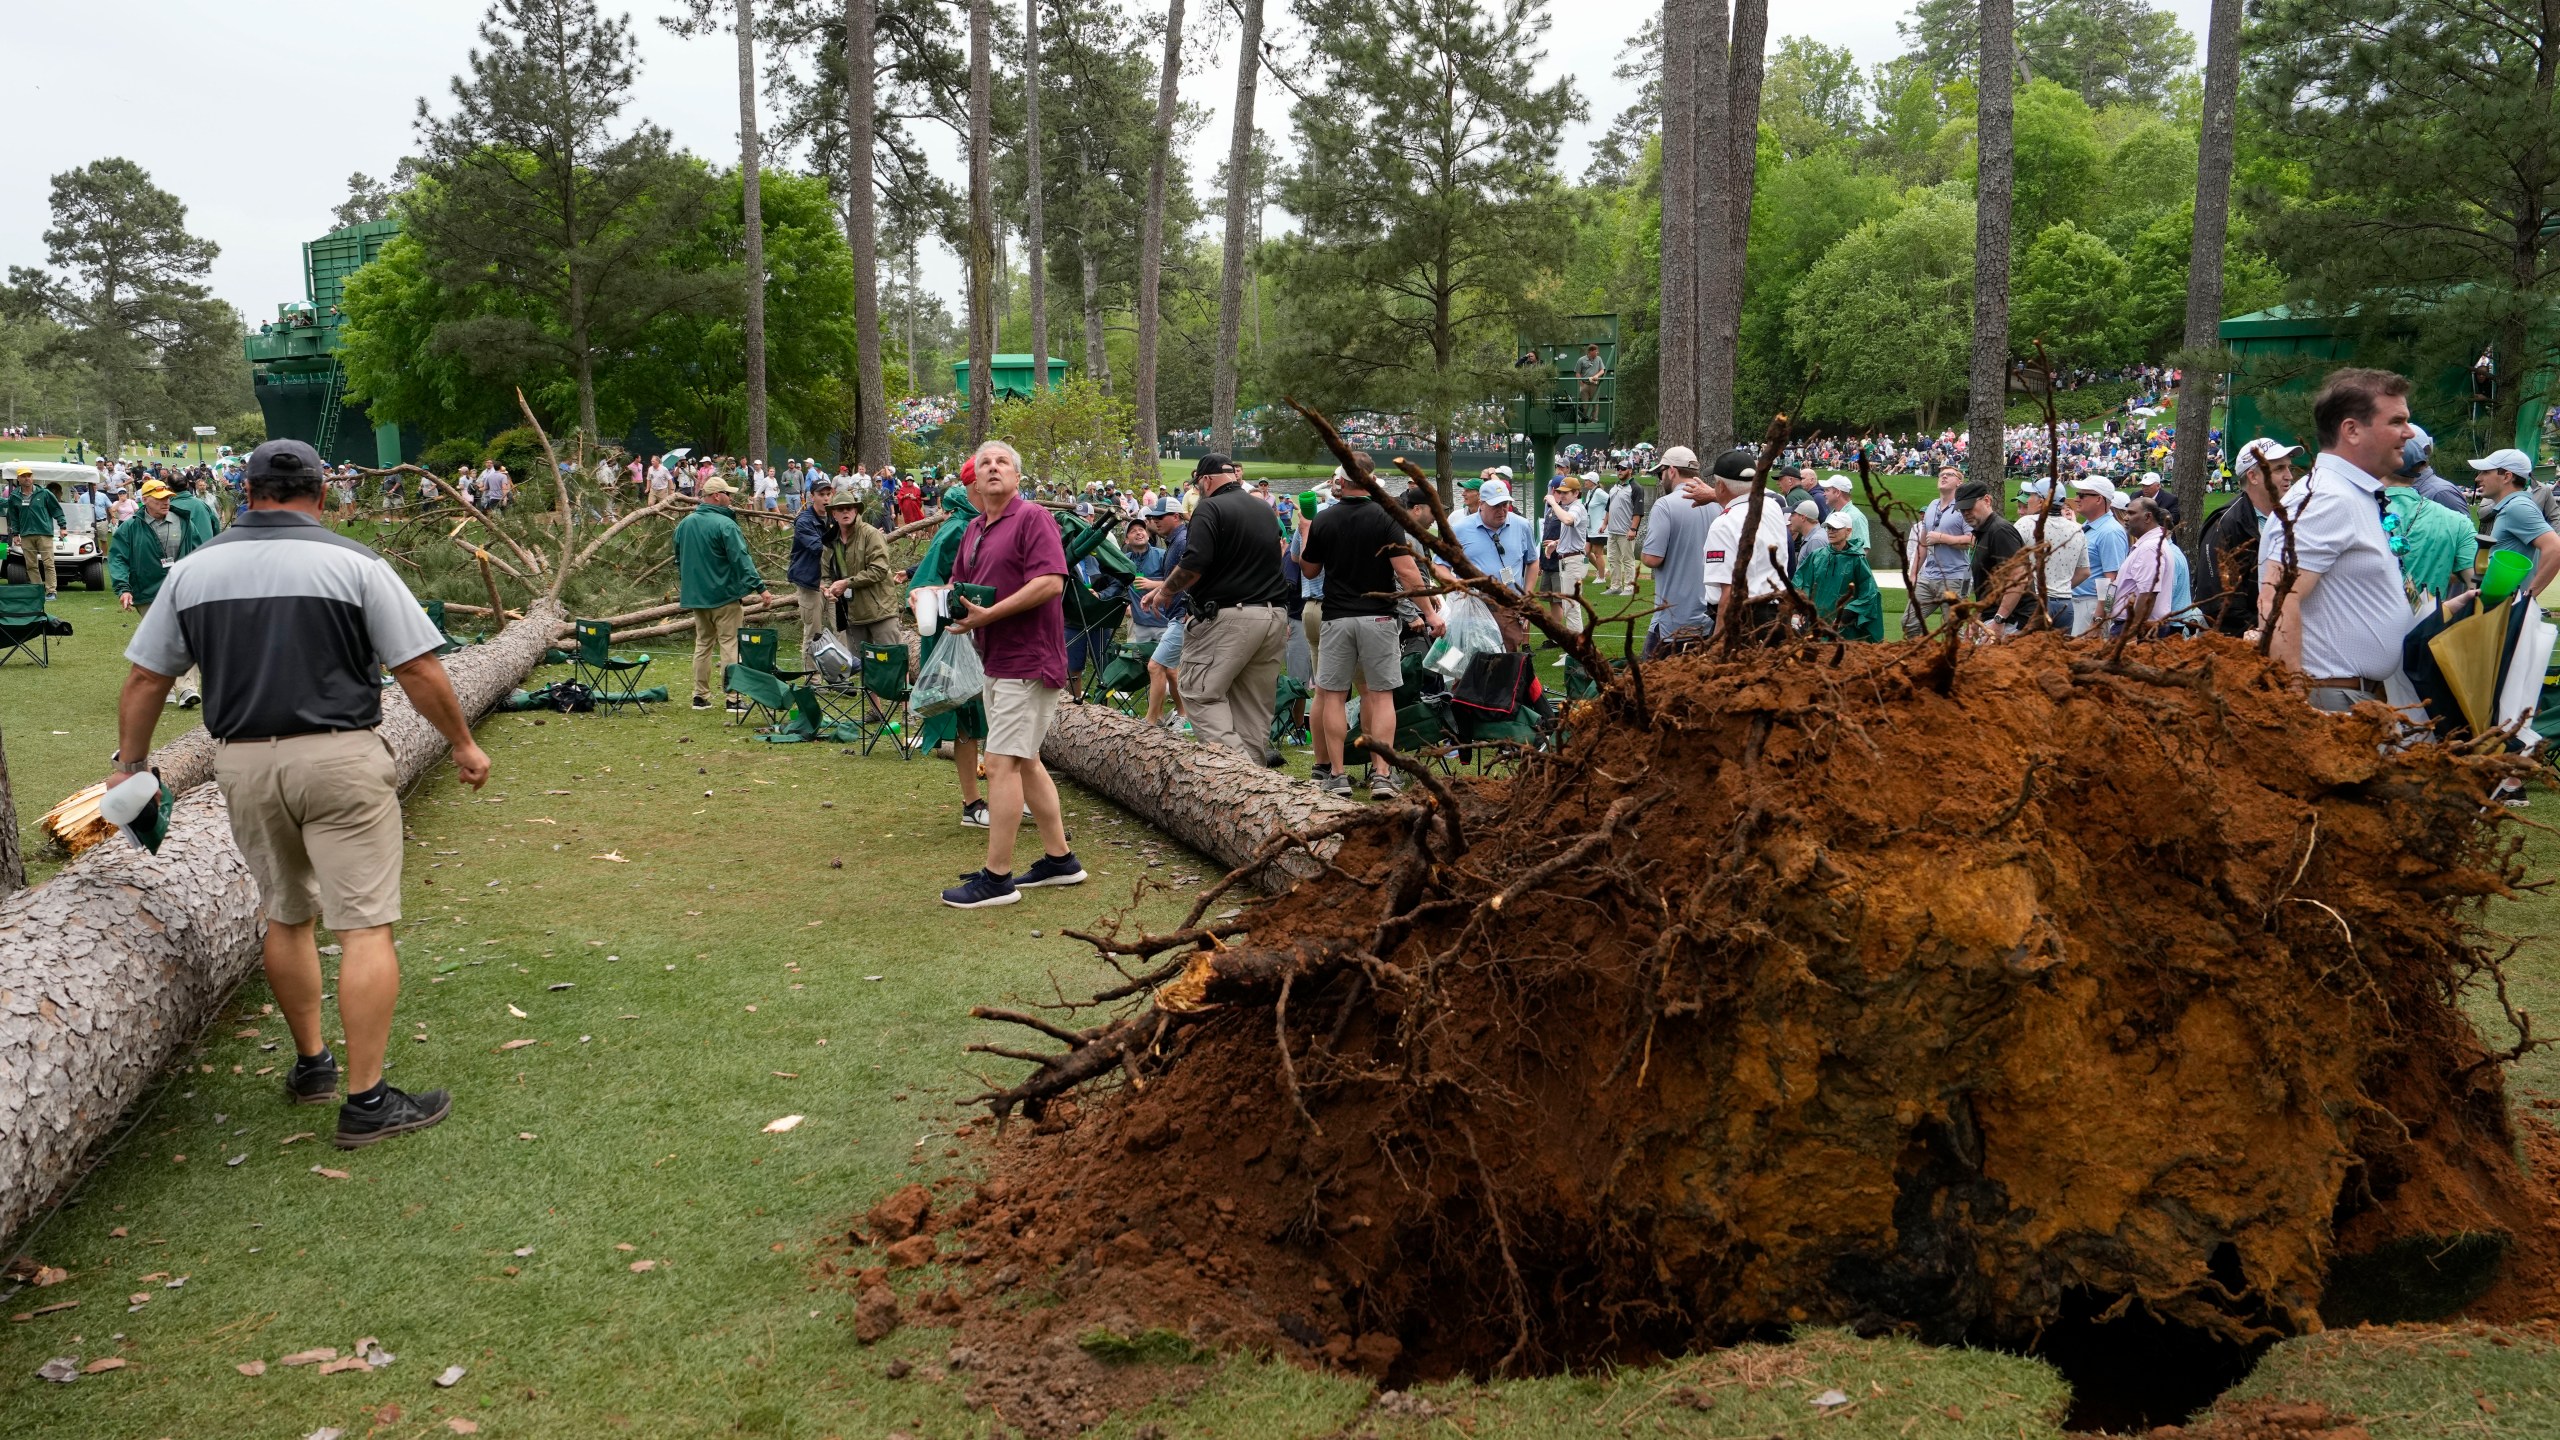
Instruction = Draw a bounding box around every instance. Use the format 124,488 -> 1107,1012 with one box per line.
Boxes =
2141,1399 -> 2371,1438
904,635 -> 2549,1425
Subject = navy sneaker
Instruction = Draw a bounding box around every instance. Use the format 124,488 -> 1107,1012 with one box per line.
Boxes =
333,1085 -> 451,1149
1014,852 -> 1088,889
285,1051 -> 339,1107
959,799 -> 991,828
942,868 -> 1020,908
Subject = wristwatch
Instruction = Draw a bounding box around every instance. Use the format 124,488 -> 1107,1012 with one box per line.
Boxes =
110,751 -> 149,777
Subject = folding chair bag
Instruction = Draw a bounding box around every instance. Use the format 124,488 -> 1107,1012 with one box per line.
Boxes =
1449,651 -> 1529,721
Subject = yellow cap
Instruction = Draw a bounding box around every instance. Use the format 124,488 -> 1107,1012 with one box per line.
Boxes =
138,479 -> 174,499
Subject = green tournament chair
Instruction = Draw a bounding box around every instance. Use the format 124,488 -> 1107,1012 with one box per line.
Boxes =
725,661 -> 822,739
855,644 -> 916,757
570,619 -> 656,709
0,584 -> 71,667
421,599 -> 470,655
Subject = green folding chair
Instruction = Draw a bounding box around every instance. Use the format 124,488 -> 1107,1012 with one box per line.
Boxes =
737,625 -> 815,683
1271,672 -> 1312,749
725,661 -> 811,736
421,598 -> 469,654
0,584 -> 70,667
570,619 -> 656,708
856,643 -> 915,757
1092,640 -> 1153,713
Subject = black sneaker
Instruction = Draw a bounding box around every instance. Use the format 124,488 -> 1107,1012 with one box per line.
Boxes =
959,799 -> 991,828
941,868 -> 1020,908
1014,852 -> 1087,888
333,1085 -> 452,1149
285,1052 -> 339,1106
691,696 -> 714,710
724,694 -> 749,713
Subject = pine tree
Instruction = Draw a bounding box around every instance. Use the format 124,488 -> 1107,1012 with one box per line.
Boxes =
5,157 -> 222,459
1134,0 -> 1188,464
1966,0 -> 2017,493
1272,0 -> 1582,496
410,0 -> 719,447
1208,0 -> 1265,455
2171,0 -> 2241,550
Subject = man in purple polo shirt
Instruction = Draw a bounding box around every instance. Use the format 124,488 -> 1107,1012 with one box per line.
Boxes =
937,440 -> 1087,908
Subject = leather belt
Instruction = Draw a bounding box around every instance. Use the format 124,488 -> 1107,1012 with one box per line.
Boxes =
2305,676 -> 2385,697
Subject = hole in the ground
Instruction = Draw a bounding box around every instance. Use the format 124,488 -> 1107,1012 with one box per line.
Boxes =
2021,1287 -> 2273,1433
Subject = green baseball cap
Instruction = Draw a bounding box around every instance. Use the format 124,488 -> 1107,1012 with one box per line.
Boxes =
1460,478 -> 1484,491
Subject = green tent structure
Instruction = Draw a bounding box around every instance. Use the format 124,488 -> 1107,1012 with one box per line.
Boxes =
2220,303 -> 2552,471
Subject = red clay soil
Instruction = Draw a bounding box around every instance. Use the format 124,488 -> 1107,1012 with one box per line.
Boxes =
849,635 -> 2560,1430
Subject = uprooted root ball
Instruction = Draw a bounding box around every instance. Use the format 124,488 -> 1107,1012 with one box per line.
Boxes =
914,634 -> 2550,1410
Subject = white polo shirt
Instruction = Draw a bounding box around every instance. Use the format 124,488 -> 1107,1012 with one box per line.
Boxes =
2265,451 -> 2409,682
1700,492 -> 1792,606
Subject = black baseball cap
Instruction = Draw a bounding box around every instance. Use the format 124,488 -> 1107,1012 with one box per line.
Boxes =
1192,453 -> 1240,479
246,439 -> 325,482
1711,447 -> 1759,483
1954,480 -> 1994,508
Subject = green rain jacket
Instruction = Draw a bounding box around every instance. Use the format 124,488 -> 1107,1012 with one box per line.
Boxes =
5,486 -> 64,538
1794,537 -> 1886,642
675,500 -> 766,609
108,511 -> 202,606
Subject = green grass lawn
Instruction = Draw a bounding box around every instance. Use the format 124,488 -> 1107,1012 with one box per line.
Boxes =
4,570 -> 2559,1437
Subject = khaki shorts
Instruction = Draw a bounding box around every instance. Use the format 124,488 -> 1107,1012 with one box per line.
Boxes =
984,677 -> 1063,760
1314,614 -> 1401,694
214,729 -> 405,931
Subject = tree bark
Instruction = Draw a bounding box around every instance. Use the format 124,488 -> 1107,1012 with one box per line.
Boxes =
1657,0 -> 1697,450
737,0 -> 770,468
1721,0 -> 1767,431
1025,0 -> 1051,394
1967,0 -> 2017,495
1134,0 -> 1187,465
1081,234 -> 1109,392
967,0 -> 997,446
847,0 -> 892,469
1209,0 -> 1264,457
1040,702 -> 1359,889
0,722 -> 22,897
1691,0 -> 1734,453
2172,0 -> 2241,556
0,602 -> 565,1249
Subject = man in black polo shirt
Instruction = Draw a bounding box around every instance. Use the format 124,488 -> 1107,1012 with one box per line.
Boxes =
1960,480 -> 2030,633
1299,468 -> 1442,796
109,439 -> 492,1149
1134,454 -> 1292,758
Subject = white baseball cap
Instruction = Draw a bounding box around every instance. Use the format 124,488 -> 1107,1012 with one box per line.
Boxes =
1478,477 -> 1514,507
2234,437 -> 2302,474
1491,465 -> 1515,479
1819,474 -> 1853,492
2108,488 -> 2134,510
2140,470 -> 2163,488
2469,448 -> 2535,479
2069,476 -> 2115,497
1823,510 -> 1855,531
1652,445 -> 1699,474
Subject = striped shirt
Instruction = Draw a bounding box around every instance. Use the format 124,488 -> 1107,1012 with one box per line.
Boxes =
127,510 -> 444,740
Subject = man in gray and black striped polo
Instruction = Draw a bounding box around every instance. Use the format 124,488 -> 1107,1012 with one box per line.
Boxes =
108,439 -> 494,1149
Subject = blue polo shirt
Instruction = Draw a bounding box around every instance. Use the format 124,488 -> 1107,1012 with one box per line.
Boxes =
1452,509 -> 1534,589
2075,514 -> 2128,599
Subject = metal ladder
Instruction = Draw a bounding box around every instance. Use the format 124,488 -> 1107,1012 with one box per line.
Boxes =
312,363 -> 346,463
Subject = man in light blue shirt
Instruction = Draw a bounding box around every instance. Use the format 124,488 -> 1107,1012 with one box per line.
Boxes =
1451,477 -> 1533,591
2068,476 -> 2128,635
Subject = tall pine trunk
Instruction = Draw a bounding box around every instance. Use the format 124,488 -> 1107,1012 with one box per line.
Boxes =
1721,0 -> 1767,431
1209,0 -> 1265,456
737,0 -> 769,467
1691,0 -> 1733,453
0,721 -> 22,898
2172,0 -> 2241,552
1024,0 -> 1051,393
967,0 -> 996,445
1656,0 -> 1697,450
1967,0 -> 2017,495
1081,233 -> 1110,391
1135,0 -> 1187,468
846,0 -> 891,468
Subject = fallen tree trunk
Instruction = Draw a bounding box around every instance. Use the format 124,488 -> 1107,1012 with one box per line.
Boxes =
0,601 -> 565,1248
1039,701 -> 1359,890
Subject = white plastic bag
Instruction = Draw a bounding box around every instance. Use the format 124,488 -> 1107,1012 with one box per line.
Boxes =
910,632 -> 986,719
1426,593 -> 1505,678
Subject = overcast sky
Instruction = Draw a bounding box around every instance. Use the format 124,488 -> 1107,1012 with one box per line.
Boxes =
3,0 -> 2216,324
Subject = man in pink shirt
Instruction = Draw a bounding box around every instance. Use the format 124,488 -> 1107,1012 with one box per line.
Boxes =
937,440 -> 1086,908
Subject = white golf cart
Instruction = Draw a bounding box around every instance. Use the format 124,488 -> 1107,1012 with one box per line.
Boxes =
3,460 -> 112,591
